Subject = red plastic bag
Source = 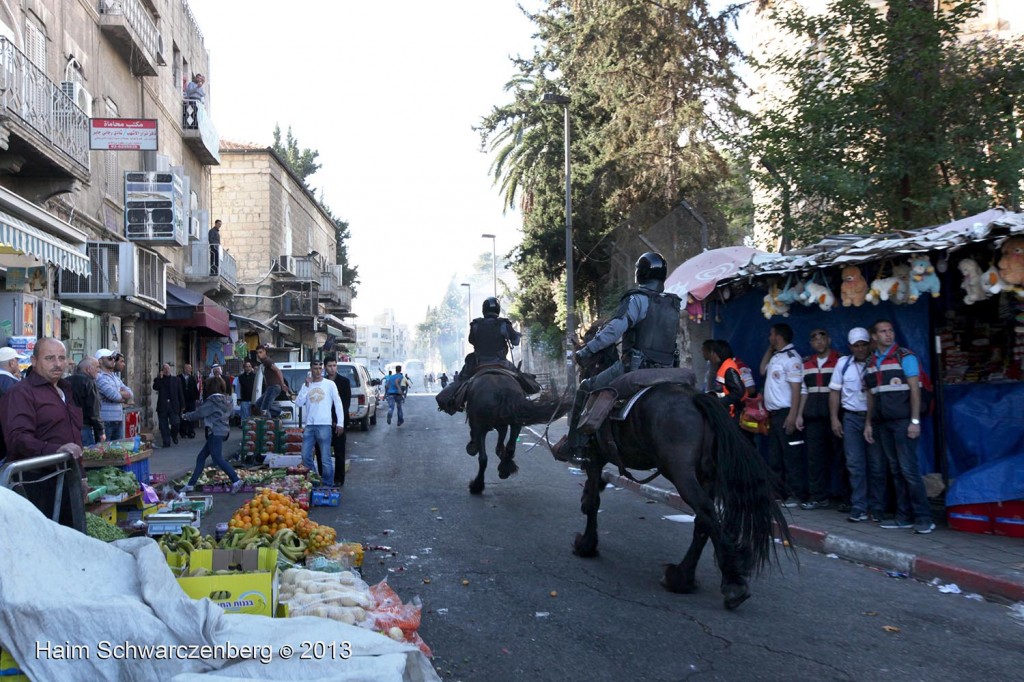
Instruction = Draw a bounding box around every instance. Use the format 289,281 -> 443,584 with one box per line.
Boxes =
367,579 -> 431,657
739,394 -> 770,435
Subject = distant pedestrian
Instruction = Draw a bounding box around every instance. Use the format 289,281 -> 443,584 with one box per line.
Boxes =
439,372 -> 449,388
181,377 -> 242,494
323,356 -> 352,487
796,328 -> 843,511
0,346 -> 22,460
237,361 -> 256,421
179,364 -> 200,438
153,362 -> 185,447
384,365 -> 406,426
830,327 -> 886,523
864,320 -> 934,534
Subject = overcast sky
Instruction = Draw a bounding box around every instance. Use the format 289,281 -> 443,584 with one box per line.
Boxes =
188,0 -> 540,327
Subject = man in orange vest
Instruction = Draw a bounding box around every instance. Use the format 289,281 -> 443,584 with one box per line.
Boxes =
710,339 -> 746,420
796,328 -> 845,511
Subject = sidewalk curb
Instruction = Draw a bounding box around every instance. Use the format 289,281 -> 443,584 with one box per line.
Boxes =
603,471 -> 1024,604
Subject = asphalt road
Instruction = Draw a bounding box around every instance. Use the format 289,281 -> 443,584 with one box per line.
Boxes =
202,394 -> 1024,682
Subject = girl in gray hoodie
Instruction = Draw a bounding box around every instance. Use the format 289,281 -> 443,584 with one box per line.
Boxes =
181,377 -> 243,493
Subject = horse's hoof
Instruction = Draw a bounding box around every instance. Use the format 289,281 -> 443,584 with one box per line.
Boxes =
497,462 -> 519,479
468,480 -> 484,495
572,533 -> 599,558
661,565 -> 698,594
466,442 -> 478,456
722,585 -> 750,610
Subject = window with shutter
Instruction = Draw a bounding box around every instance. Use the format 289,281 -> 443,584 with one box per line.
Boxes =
25,17 -> 45,70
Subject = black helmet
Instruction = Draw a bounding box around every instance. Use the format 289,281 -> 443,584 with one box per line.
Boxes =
635,252 -> 668,286
482,297 -> 500,316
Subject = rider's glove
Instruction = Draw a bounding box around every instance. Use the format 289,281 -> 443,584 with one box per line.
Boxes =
574,346 -> 594,364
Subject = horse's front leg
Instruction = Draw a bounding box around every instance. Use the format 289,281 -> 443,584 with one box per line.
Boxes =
468,424 -> 488,495
497,424 -> 521,479
494,425 -> 508,458
573,461 -> 602,557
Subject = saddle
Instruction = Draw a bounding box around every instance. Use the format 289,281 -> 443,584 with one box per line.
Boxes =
578,367 -> 697,482
435,365 -> 541,416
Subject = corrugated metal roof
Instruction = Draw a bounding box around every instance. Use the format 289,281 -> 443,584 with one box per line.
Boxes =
718,209 -> 1024,287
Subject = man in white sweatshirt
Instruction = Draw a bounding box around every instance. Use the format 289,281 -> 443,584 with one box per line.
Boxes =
294,359 -> 344,484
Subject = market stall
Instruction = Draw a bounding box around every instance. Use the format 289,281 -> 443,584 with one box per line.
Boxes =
693,208 -> 1024,512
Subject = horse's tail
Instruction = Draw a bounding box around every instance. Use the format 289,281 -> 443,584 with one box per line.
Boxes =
510,392 -> 570,426
691,392 -> 795,575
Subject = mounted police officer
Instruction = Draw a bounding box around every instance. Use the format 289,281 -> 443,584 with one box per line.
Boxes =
463,297 -> 521,377
557,252 -> 681,462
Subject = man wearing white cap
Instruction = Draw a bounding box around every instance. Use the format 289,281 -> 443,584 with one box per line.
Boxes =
829,327 -> 886,523
95,348 -> 133,441
0,347 -> 21,393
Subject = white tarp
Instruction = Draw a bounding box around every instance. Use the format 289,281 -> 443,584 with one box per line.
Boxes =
0,488 -> 439,681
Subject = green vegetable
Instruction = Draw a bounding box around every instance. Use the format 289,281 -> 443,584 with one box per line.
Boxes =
86,467 -> 139,495
86,513 -> 127,542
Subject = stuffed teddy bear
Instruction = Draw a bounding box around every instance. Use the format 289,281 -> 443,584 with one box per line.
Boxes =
761,281 -> 789,319
998,236 -> 1024,287
892,263 -> 912,304
867,270 -> 900,304
840,265 -> 868,307
685,294 -> 704,323
981,264 -> 1007,295
907,255 -> 941,303
799,279 -> 836,311
957,258 -> 987,305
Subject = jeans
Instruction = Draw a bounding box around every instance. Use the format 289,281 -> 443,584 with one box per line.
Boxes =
158,411 -> 180,446
766,408 -> 808,501
875,418 -> 931,523
302,425 -> 335,482
239,401 -> 252,421
257,384 -> 283,415
386,394 -> 404,424
314,429 -> 346,486
180,402 -> 197,437
187,433 -> 238,487
104,420 -> 124,442
843,412 -> 887,516
82,428 -> 97,447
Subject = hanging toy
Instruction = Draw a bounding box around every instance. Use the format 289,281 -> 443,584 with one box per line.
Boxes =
840,265 -> 868,307
957,258 -> 987,305
998,236 -> 1024,290
891,263 -> 912,304
981,263 -> 1008,295
685,294 -> 704,323
866,260 -> 898,304
776,274 -> 804,307
761,281 -> 789,319
907,255 -> 941,303
797,271 -> 836,311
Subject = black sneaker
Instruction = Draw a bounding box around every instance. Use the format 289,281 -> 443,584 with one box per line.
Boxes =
879,519 -> 914,529
800,499 -> 831,510
913,521 -> 936,534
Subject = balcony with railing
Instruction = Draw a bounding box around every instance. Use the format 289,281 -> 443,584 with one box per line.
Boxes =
98,0 -> 164,76
289,256 -> 323,285
184,242 -> 237,293
182,100 -> 220,165
58,241 -> 166,314
0,38 -> 90,182
278,289 -> 319,320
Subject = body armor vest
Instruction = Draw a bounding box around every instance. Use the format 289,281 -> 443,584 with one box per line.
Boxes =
619,288 -> 681,368
865,348 -> 912,421
802,350 -> 840,420
470,316 -> 510,360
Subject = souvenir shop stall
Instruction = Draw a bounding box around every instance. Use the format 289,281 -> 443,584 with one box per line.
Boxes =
687,209 -> 1024,516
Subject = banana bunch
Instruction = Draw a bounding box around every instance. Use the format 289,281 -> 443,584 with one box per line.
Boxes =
218,527 -> 271,551
270,527 -> 308,564
158,525 -> 214,555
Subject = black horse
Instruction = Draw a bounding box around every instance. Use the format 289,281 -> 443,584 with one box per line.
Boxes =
574,338 -> 793,610
463,371 -> 568,495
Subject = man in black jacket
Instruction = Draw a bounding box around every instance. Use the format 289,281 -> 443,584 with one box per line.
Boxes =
70,356 -> 105,447
179,363 -> 200,438
237,360 -> 257,421
154,363 -> 185,447
323,356 -> 352,486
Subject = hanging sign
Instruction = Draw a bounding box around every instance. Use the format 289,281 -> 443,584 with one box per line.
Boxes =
90,118 -> 159,151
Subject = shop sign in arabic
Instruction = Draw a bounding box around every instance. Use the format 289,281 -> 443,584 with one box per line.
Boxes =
89,118 -> 159,151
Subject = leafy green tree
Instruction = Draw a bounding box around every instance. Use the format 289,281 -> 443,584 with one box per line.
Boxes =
746,0 -> 1023,243
416,281 -> 467,371
271,124 -> 322,185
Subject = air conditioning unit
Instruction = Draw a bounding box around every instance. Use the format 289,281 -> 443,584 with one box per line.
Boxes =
123,171 -> 188,246
278,255 -> 295,276
59,81 -> 93,117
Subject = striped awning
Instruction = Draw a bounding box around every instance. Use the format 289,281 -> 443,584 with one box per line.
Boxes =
0,210 -> 91,276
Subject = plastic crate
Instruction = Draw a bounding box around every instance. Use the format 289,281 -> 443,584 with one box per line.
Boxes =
118,458 -> 150,486
994,500 -> 1024,538
0,646 -> 29,682
947,503 -> 995,534
311,487 -> 341,507
149,472 -> 168,485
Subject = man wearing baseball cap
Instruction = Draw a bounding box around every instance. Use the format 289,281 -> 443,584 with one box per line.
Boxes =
829,327 -> 886,523
95,348 -> 133,441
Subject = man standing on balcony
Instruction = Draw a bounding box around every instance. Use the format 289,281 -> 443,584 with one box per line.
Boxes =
184,73 -> 206,102
209,219 -> 221,276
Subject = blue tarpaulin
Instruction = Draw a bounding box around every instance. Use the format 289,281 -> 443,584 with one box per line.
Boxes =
947,454 -> 1024,506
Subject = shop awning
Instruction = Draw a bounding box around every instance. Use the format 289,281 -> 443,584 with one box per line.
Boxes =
0,210 -> 91,276
156,283 -> 231,336
321,313 -> 355,337
229,312 -> 273,332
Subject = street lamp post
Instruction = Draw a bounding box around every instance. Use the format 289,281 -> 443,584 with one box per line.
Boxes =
460,282 -> 471,360
481,233 -> 497,298
541,92 -> 575,390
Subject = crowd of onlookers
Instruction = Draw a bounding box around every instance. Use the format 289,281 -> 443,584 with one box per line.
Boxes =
704,319 -> 936,535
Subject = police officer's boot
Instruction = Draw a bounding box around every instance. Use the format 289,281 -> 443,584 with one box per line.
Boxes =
553,388 -> 591,463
